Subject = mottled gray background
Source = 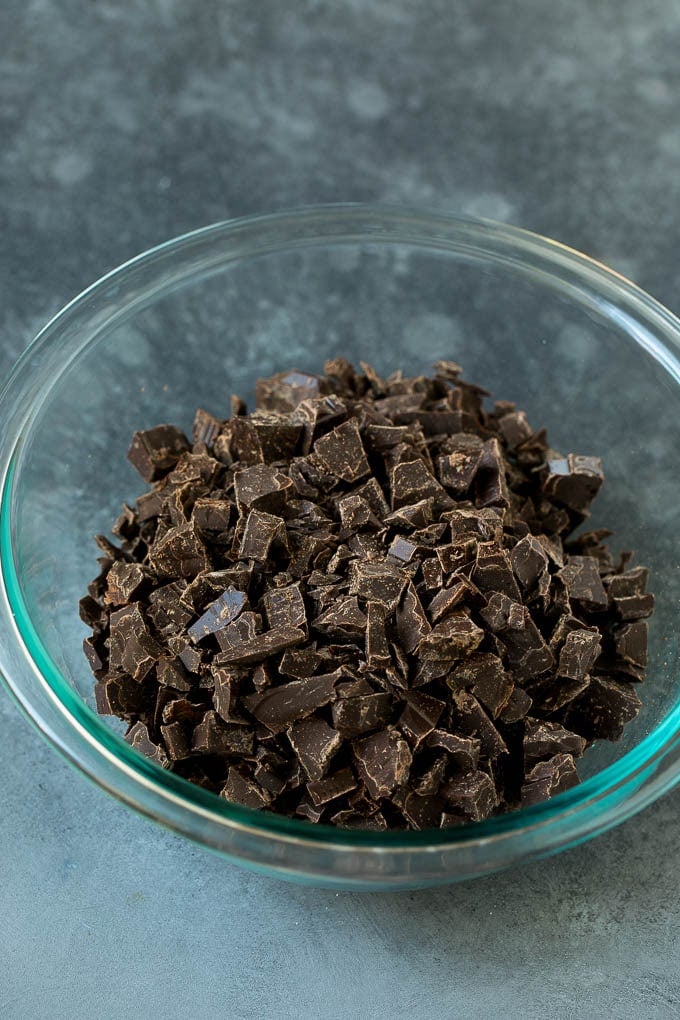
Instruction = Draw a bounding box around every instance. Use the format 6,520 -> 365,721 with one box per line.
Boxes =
2,2 -> 680,1018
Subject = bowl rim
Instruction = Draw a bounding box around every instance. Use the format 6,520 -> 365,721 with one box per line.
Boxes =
2,201 -> 680,855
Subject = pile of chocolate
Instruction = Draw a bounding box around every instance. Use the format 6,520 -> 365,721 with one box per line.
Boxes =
81,360 -> 653,830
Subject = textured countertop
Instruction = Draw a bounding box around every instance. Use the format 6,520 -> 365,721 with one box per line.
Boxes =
2,3 -> 680,1017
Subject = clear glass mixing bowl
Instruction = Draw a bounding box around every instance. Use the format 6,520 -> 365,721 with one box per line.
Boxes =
2,205 -> 680,890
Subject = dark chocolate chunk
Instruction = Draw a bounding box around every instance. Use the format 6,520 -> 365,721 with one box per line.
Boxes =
215,626 -> 306,667
307,767 -> 358,807
510,535 -> 550,596
188,587 -> 247,642
262,583 -> 307,632
521,753 -> 580,806
473,438 -> 510,508
498,687 -> 533,723
396,581 -> 431,653
541,454 -> 604,512
523,718 -> 587,763
566,675 -> 642,741
86,359 -> 653,830
442,770 -> 497,822
425,730 -> 481,770
558,556 -> 608,611
234,464 -> 293,515
557,628 -> 601,680
388,536 -> 419,564
354,730 -> 412,800
390,459 -> 448,510
192,711 -> 254,756
314,419 -> 370,483
612,593 -> 655,621
212,668 -> 247,723
104,561 -> 146,606
109,603 -> 161,682
454,693 -> 508,759
126,721 -> 169,768
222,768 -> 271,809
313,596 -> 367,641
156,656 -> 192,691
256,369 -> 324,412
332,692 -> 392,738
191,498 -> 232,533
287,716 -> 342,781
498,410 -> 533,450
473,543 -> 521,601
615,620 -> 648,671
480,594 -> 554,678
365,601 -> 391,668
238,509 -> 287,562
606,566 -> 649,598
127,425 -> 190,482
437,435 -> 483,493
349,562 -> 407,612
398,691 -> 445,746
243,673 -> 337,732
150,521 -> 210,580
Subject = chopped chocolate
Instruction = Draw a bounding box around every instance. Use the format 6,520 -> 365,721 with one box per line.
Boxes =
615,620 -> 648,671
365,601 -> 391,668
396,581 -> 431,653
354,729 -> 412,800
558,556 -> 608,610
307,767 -> 358,807
425,730 -> 481,770
398,691 -> 445,746
391,459 -> 448,510
454,693 -> 508,759
256,369 -> 324,412
109,603 -> 161,682
557,628 -> 601,680
313,596 -> 367,641
243,673 -> 337,732
222,768 -> 271,809
287,716 -> 342,781
442,770 -> 497,822
127,425 -> 190,482
541,454 -> 604,512
314,419 -> 370,483
188,587 -> 247,642
126,721 -> 170,767
521,753 -> 580,806
215,626 -> 306,667
234,464 -> 293,514
192,710 -> 254,756
612,593 -> 655,621
566,675 -> 642,741
332,692 -> 392,738
238,509 -> 286,561
606,566 -> 649,598
85,360 -> 653,830
523,718 -> 587,763
349,562 -> 407,611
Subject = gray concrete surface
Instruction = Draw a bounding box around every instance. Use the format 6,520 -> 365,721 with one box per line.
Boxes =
2,2 -> 680,1017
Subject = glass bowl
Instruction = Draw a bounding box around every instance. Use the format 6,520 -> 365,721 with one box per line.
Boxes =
2,205 -> 680,891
